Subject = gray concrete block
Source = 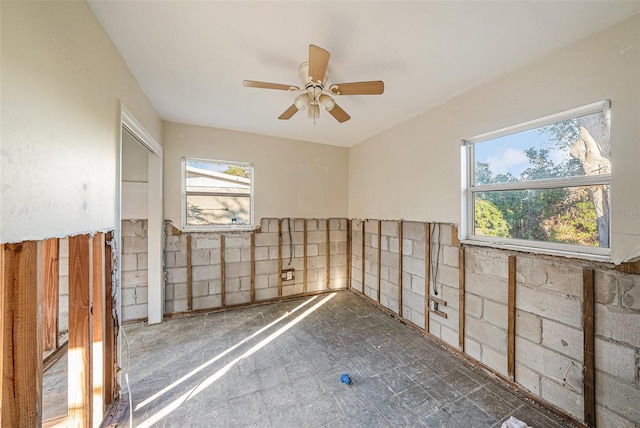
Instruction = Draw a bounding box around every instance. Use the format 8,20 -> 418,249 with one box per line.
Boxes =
442,246 -> 459,268
542,319 -> 582,361
174,283 -> 188,299
121,253 -> 138,272
267,218 -> 279,233
226,291 -> 251,306
517,256 -> 582,297
122,270 -> 148,287
123,304 -> 148,321
465,293 -> 483,318
225,235 -> 250,248
191,249 -> 210,266
194,236 -> 220,249
173,299 -> 188,313
254,247 -> 269,261
402,239 -> 413,257
541,377 -> 583,420
225,277 -> 240,292
381,221 -> 399,237
137,253 -> 148,270
466,317 -> 507,354
432,264 -> 459,289
483,300 -> 507,329
481,345 -> 507,377
515,310 -> 542,343
225,261 -> 251,278
193,280 -> 209,297
595,270 -> 618,305
403,288 -> 424,314
165,236 -> 182,252
307,231 -> 326,244
208,280 -> 221,295
620,273 -> 640,310
403,255 -> 425,277
135,287 -> 148,304
164,283 -> 174,300
516,284 -> 582,329
464,337 -> 482,361
122,288 -> 137,306
515,337 -> 582,387
595,338 -> 637,383
255,274 -> 269,289
364,220 -> 378,234
283,283 -> 303,296
329,277 -> 347,289
255,232 -> 278,247
193,295 -> 220,311
192,265 -> 221,281
465,247 -> 508,279
381,251 -> 399,269
515,362 -> 540,395
440,325 -> 458,348
122,235 -> 148,254
255,260 -> 278,275
595,303 -> 640,348
596,404 -> 637,428
403,222 -> 425,241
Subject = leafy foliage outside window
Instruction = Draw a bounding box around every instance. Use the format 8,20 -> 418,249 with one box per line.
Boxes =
467,103 -> 610,251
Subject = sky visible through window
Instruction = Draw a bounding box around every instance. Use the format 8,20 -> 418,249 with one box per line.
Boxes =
474,128 -> 568,178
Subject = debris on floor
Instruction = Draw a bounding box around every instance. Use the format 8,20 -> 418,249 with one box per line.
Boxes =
340,373 -> 353,385
501,416 -> 531,428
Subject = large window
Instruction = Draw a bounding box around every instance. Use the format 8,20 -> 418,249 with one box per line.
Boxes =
463,100 -> 611,256
182,158 -> 254,230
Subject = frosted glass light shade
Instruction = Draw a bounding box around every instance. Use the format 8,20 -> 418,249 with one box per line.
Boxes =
318,94 -> 335,111
294,93 -> 311,111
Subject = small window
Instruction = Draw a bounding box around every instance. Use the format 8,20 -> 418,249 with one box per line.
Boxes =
463,101 -> 611,256
182,158 -> 254,230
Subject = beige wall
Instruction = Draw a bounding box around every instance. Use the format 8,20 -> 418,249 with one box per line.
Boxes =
349,14 -> 640,264
1,1 -> 162,243
163,122 -> 348,226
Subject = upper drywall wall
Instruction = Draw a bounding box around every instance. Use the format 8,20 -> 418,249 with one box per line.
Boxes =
349,14 -> 640,264
163,122 -> 348,226
1,1 -> 162,243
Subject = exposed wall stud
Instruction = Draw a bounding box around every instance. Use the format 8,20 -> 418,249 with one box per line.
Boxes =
451,225 -> 460,247
303,219 -> 308,293
346,220 -> 352,290
377,220 -> 381,303
186,235 -> 193,311
43,238 -> 59,352
361,221 -> 365,293
398,221 -> 403,317
68,234 -> 93,427
508,255 -> 516,381
458,247 -> 465,351
250,232 -> 256,303
326,219 -> 330,290
103,232 -> 117,406
1,242 -> 41,426
278,219 -> 283,297
425,223 -> 431,333
583,268 -> 596,427
220,235 -> 226,308
92,233 -> 105,422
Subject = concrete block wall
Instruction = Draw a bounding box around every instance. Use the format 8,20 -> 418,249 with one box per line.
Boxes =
121,220 -> 149,321
348,220 -> 640,426
164,218 -> 348,315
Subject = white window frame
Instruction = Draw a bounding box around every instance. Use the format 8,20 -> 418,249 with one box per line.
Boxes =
182,157 -> 255,231
462,100 -> 611,260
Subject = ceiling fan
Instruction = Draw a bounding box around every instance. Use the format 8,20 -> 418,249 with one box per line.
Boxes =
243,44 -> 384,123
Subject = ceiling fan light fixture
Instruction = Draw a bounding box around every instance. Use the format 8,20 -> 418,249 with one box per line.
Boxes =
294,93 -> 312,111
318,94 -> 336,112
308,104 -> 320,120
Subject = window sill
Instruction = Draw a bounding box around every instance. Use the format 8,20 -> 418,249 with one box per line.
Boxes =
182,225 -> 257,233
461,239 -> 612,264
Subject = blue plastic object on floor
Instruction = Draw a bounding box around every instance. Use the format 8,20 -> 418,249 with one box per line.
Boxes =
340,373 -> 352,385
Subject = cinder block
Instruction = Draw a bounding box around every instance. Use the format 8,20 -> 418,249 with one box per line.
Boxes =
402,239 -> 413,256
307,231 -> 325,244
165,236 -> 182,252
135,287 -> 148,304
410,274 -> 426,296
381,221 -> 399,237
541,319 -> 582,360
194,235 -> 220,249
465,293 -> 483,318
283,283 -> 304,296
517,256 -> 582,297
595,303 -> 640,348
440,325 -> 458,348
122,288 -> 137,306
137,253 -> 148,270
208,280 -> 221,294
192,265 -> 220,281
364,220 -> 378,234
515,309 -> 542,343
515,362 -> 540,395
428,317 -> 441,337
121,253 -> 138,272
267,218 -> 279,233
466,317 -> 507,353
225,277 -> 240,292
620,273 -> 640,310
174,251 -> 187,267
209,249 -> 221,264
541,377 -> 583,420
255,247 -> 269,261
329,277 -> 347,289
516,284 -> 582,329
515,337 -> 582,386
164,300 -> 174,314
403,255 -> 424,277
464,337 -> 482,361
191,249 -> 210,266
122,270 -> 148,287
225,261 -> 251,278
381,251 -> 399,269
596,404 -> 636,428
225,248 -> 241,263
192,281 -> 209,297
465,247 -> 508,278
164,283 -> 174,300
225,235 -> 250,248
255,260 -> 278,275
409,308 -> 425,329
294,219 -> 305,232
403,222 -> 425,241
439,284 -> 458,310
442,246 -> 459,268
595,270 -> 618,304
193,295 -> 220,311
432,264 -> 459,289
123,304 -> 147,321
306,219 -> 318,231
595,338 -> 637,382
412,240 -> 426,259
174,283 -> 188,299
483,300 -> 507,329
481,345 -> 507,377
122,236 -> 148,254
255,232 -> 278,247
255,274 -> 269,289
226,291 -> 251,306
173,299 -> 188,313
122,220 -> 146,237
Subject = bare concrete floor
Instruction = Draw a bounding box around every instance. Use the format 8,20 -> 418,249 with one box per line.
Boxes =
45,291 -> 574,427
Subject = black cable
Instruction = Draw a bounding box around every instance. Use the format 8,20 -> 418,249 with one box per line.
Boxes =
430,223 -> 441,296
287,218 -> 293,266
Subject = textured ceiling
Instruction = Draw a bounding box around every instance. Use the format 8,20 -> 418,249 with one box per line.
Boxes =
88,1 -> 640,147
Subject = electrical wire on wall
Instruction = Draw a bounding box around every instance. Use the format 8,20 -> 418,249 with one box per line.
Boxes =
287,218 -> 293,266
430,223 -> 442,296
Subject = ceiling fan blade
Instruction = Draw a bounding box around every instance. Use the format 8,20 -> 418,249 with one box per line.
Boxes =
308,44 -> 330,85
243,80 -> 299,91
278,104 -> 299,120
329,81 -> 384,95
328,104 -> 351,123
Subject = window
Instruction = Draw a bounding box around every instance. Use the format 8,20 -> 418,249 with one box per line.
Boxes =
182,158 -> 254,230
463,100 -> 611,257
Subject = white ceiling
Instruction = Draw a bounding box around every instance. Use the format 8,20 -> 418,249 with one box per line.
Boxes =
88,1 -> 640,147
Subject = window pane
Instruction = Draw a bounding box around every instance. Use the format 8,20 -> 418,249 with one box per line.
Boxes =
474,185 -> 610,248
474,110 -> 610,185
185,160 -> 252,227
